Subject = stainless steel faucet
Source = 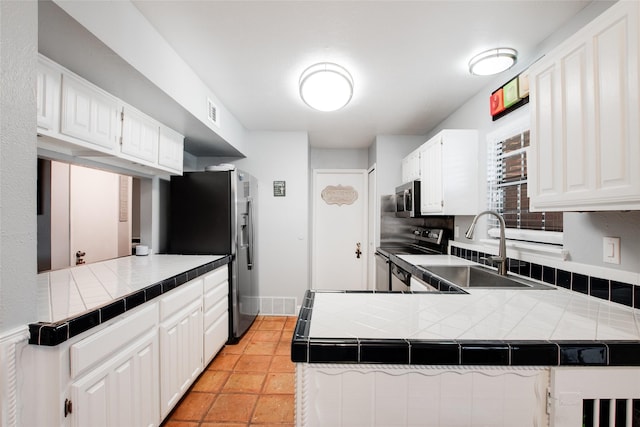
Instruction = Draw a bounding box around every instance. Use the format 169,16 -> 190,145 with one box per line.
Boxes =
465,210 -> 508,276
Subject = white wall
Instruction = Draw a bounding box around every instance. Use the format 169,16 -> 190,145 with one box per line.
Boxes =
310,148 -> 368,170
198,131 -> 310,304
0,0 -> 38,333
369,135 -> 425,197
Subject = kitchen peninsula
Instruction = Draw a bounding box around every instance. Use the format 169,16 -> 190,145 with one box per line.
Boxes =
22,254 -> 231,426
292,254 -> 640,426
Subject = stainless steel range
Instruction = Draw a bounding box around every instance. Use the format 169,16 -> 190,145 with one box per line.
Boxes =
376,228 -> 448,291
375,195 -> 453,291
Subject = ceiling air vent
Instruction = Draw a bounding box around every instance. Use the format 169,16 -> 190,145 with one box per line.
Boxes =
207,98 -> 219,127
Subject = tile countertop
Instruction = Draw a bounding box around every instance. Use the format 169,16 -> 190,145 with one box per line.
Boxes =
291,254 -> 640,367
30,254 -> 231,346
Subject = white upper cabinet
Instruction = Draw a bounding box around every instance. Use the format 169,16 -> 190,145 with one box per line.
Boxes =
36,56 -> 61,133
158,125 -> 185,173
419,129 -> 478,215
61,73 -> 119,153
401,148 -> 421,183
120,105 -> 160,164
37,54 -> 184,176
528,0 -> 640,211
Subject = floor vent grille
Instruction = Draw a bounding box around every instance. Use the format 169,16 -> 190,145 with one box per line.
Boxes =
259,297 -> 297,316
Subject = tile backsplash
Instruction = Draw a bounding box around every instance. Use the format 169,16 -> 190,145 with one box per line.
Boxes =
450,246 -> 640,310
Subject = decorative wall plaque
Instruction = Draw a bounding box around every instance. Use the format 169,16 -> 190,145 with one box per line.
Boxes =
273,180 -> 286,197
321,185 -> 358,206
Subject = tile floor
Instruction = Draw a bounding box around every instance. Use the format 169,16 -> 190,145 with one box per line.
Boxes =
162,315 -> 297,427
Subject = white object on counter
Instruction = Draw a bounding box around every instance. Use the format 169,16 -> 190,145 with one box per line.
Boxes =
135,245 -> 149,256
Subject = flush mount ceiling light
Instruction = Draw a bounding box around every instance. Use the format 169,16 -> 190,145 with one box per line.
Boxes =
299,62 -> 354,112
468,48 -> 518,76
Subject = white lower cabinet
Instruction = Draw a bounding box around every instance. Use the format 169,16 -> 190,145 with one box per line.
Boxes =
159,278 -> 204,418
69,303 -> 160,427
21,265 -> 229,427
203,267 -> 229,365
70,328 -> 159,427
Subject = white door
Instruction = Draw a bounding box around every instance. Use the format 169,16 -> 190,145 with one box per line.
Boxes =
312,169 -> 368,290
69,165 -> 120,265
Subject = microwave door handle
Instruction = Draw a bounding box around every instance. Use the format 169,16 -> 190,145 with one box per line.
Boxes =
403,189 -> 410,211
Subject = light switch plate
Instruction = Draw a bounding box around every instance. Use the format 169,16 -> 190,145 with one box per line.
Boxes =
603,236 -> 621,264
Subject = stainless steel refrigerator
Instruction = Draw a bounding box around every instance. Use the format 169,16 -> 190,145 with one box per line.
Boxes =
168,169 -> 259,343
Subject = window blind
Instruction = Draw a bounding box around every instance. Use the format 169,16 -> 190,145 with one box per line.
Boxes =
487,129 -> 563,233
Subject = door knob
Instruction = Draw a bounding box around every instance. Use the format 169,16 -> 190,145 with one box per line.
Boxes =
355,242 -> 362,259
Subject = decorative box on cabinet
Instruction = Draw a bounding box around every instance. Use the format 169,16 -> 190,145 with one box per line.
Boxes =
203,267 -> 229,365
419,129 -> 478,215
159,278 -> 204,418
60,73 -> 120,153
528,0 -> 640,211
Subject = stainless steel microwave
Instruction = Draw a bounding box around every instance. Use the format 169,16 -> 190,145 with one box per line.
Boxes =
395,180 -> 421,217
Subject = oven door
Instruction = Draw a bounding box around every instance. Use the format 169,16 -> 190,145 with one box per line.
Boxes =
391,262 -> 411,291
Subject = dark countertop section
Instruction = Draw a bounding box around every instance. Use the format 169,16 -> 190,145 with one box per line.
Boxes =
29,255 -> 231,346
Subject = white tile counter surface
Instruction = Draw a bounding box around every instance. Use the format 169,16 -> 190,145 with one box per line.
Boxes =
290,254 -> 640,367
310,255 -> 640,341
37,254 -> 224,323
309,289 -> 640,341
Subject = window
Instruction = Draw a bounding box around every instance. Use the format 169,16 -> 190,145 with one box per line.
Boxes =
487,118 -> 563,245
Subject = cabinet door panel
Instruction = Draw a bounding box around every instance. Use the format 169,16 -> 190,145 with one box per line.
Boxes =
160,298 -> 203,418
595,14 -> 635,190
36,59 -> 60,132
562,44 -> 591,194
111,359 -> 135,427
420,139 -> 443,213
158,126 -> 184,172
531,63 -> 558,199
530,0 -> 640,210
61,75 -> 118,151
71,329 -> 159,427
121,107 -> 159,163
76,376 -> 109,427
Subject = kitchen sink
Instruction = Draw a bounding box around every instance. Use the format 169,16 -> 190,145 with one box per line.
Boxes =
418,265 -> 555,290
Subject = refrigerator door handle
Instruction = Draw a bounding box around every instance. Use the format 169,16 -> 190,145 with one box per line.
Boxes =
247,197 -> 254,270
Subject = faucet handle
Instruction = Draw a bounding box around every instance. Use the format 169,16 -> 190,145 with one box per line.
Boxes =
481,255 -> 505,267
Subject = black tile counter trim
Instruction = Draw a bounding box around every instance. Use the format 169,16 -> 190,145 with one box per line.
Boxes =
290,290 -> 640,367
450,246 -> 640,309
28,256 -> 231,346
